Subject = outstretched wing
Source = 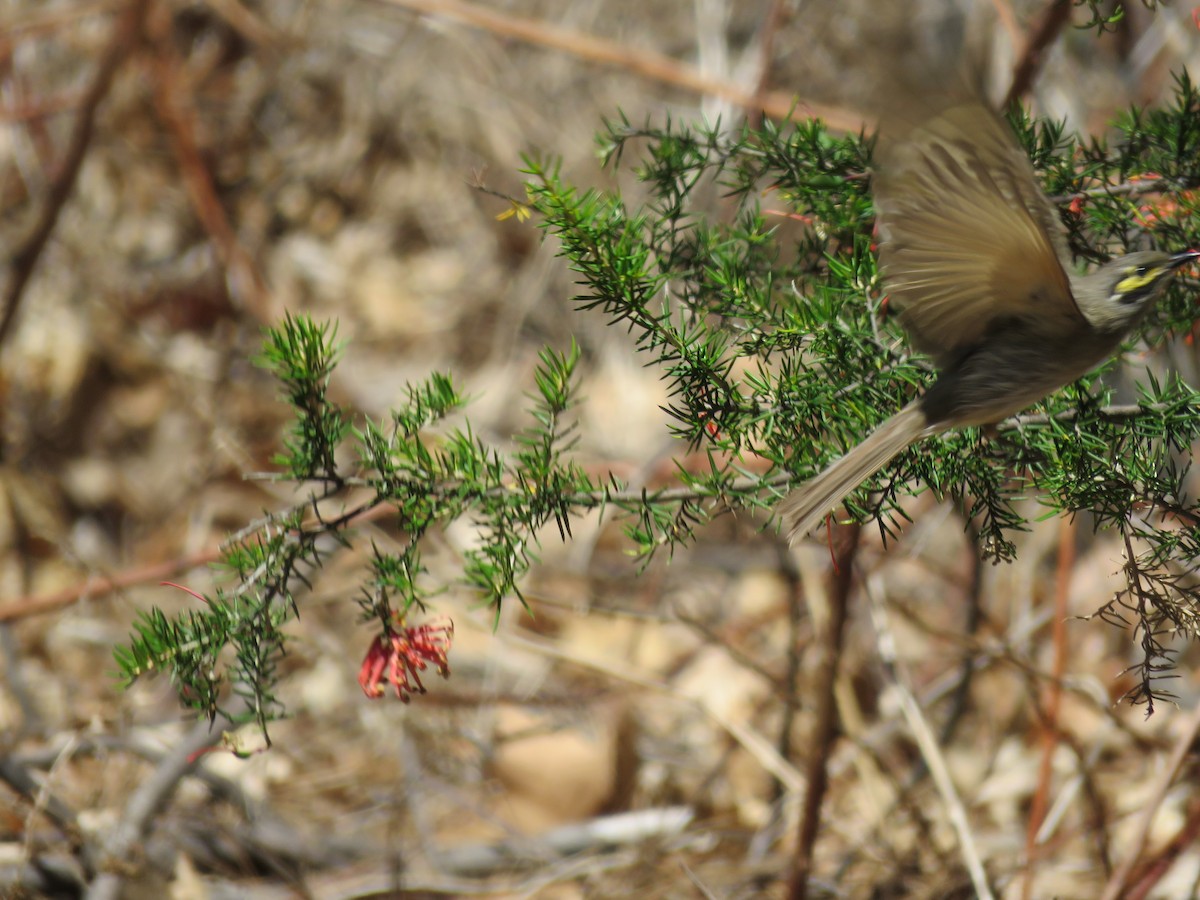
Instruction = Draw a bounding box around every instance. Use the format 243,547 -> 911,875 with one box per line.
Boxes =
873,99 -> 1082,368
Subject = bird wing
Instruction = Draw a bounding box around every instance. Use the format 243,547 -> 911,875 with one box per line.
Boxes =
873,99 -> 1083,368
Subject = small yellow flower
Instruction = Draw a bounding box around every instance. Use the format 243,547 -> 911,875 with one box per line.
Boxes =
497,201 -> 532,223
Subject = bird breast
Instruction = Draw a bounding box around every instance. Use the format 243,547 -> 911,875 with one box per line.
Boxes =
918,323 -> 1122,427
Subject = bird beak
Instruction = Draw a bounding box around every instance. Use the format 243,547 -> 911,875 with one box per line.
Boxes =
1167,250 -> 1200,271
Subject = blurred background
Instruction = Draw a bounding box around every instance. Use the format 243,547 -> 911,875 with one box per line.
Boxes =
0,1 -> 1199,897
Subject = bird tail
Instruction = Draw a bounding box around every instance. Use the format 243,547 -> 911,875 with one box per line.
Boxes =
779,401 -> 933,546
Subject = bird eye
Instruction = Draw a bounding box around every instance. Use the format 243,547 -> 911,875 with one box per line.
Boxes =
1134,265 -> 1149,277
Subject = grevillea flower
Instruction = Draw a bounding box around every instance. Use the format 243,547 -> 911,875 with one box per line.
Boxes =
1136,189 -> 1196,227
358,617 -> 454,702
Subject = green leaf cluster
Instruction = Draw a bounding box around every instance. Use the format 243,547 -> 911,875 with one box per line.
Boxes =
118,74 -> 1200,735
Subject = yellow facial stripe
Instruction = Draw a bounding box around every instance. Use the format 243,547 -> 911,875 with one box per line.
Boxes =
1116,270 -> 1159,295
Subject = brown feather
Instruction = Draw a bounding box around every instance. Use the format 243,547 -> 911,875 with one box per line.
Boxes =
874,100 -> 1081,367
780,65 -> 1196,547
779,402 -> 936,544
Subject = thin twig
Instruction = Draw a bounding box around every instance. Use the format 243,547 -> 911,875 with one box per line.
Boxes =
745,0 -> 787,131
1050,178 -> 1186,203
0,0 -> 150,350
0,750 -> 80,838
13,732 -> 358,873
773,539 -> 805,805
433,806 -> 695,875
1029,730 -> 1111,876
939,520 -> 986,745
887,592 -> 1158,750
145,3 -> 273,320
203,0 -> 280,45
1004,0 -> 1074,106
864,570 -> 996,900
1124,795 -> 1200,900
499,627 -> 804,795
9,389 -> 1186,625
1004,404 -> 1145,427
988,0 -> 1023,46
824,589 -> 1086,883
1100,698 -> 1200,900
673,604 -> 784,689
0,89 -> 90,124
83,697 -> 249,900
787,521 -> 860,900
1021,514 -> 1075,899
0,0 -> 125,48
376,0 -> 864,133
0,547 -> 222,623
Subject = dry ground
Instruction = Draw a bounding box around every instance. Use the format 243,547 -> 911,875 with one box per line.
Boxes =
1,1 -> 1200,898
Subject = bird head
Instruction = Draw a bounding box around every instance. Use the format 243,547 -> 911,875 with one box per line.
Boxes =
1075,249 -> 1199,332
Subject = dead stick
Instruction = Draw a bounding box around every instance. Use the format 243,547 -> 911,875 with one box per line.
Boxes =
787,521 -> 860,899
0,0 -> 150,350
378,0 -> 864,133
745,0 -> 788,132
146,4 -> 273,320
1100,698 -> 1200,900
1004,0 -> 1073,107
1021,515 -> 1075,898
0,547 -> 221,623
83,696 -> 249,900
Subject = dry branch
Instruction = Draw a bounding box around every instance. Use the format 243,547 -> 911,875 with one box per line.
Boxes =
378,0 -> 865,133
146,3 -> 274,321
787,522 -> 860,900
0,0 -> 149,349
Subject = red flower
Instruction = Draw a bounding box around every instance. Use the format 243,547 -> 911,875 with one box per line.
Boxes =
696,410 -> 721,439
358,617 -> 454,702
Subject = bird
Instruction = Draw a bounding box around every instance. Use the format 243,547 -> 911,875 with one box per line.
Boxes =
779,87 -> 1199,546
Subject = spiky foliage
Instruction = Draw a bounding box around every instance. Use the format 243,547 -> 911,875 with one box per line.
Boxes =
118,73 -> 1200,735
